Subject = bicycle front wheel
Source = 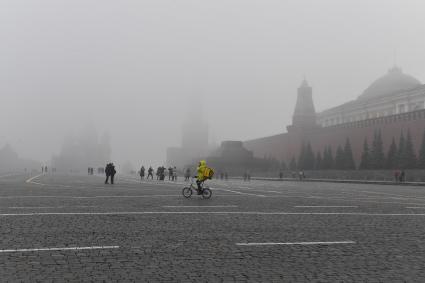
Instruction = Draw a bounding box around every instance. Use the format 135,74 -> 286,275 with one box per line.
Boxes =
202,188 -> 212,199
182,187 -> 192,198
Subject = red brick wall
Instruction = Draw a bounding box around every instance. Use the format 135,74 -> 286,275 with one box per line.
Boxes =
244,110 -> 425,167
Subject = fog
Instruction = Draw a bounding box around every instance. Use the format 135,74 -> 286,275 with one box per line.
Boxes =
1,0 -> 424,168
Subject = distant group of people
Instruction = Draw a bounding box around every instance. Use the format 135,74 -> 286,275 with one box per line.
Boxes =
93,161 -> 413,186
218,172 -> 229,180
289,171 -> 306,181
138,166 -> 178,181
88,167 -> 104,175
41,166 -> 56,173
168,166 -> 178,181
139,166 -> 155,180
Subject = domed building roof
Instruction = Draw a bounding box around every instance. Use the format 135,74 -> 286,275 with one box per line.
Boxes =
358,66 -> 421,100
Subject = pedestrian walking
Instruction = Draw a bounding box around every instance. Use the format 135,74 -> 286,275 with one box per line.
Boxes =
298,170 -> 305,181
147,166 -> 154,180
399,170 -> 405,183
394,170 -> 400,183
140,166 -> 145,180
156,167 -> 161,180
105,163 -> 116,184
159,166 -> 165,181
184,168 -> 191,181
173,167 -> 177,181
168,167 -> 173,181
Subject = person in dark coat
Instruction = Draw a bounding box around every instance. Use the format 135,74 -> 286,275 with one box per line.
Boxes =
140,166 -> 145,180
147,167 -> 154,179
159,166 -> 166,181
168,167 -> 173,180
105,163 -> 117,184
156,167 -> 162,180
184,168 -> 191,181
399,170 -> 405,183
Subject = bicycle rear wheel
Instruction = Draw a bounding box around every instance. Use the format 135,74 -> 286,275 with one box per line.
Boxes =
182,187 -> 192,198
202,188 -> 212,199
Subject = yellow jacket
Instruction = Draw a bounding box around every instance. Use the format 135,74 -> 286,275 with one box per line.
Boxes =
197,160 -> 207,181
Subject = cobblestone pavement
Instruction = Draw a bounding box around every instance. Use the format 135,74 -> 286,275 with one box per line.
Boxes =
2,173 -> 425,282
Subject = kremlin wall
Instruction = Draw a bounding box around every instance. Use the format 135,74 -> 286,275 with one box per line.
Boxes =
244,67 -> 425,168
166,66 -> 425,174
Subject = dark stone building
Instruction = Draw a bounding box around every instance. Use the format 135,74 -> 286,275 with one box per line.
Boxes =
206,141 -> 276,175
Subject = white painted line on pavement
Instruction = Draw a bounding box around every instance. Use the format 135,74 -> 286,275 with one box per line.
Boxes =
0,246 -> 120,253
238,186 -> 283,194
7,206 -> 98,209
0,194 -> 239,199
262,195 -> 425,206
213,187 -> 266,197
25,174 -> 43,184
163,205 -> 238,208
2,211 -> 425,217
121,178 -> 179,187
236,241 -> 356,246
295,206 -> 358,208
406,207 -> 425,209
0,195 -> 178,199
0,173 -> 23,179
237,186 -> 256,190
8,206 -> 58,209
359,191 -> 425,200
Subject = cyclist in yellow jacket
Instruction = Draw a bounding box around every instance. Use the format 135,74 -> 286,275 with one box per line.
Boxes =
196,160 -> 208,194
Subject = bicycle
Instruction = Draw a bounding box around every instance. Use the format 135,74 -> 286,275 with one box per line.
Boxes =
182,177 -> 212,199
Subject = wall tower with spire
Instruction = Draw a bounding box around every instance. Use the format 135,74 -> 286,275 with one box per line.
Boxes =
288,79 -> 318,132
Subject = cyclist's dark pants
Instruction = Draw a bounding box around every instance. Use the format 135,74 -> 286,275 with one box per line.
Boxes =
196,180 -> 203,190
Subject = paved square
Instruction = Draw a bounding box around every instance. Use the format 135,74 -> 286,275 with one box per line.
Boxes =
1,173 -> 425,282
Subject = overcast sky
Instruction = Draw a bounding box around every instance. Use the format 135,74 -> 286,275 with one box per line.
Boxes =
1,0 -> 424,166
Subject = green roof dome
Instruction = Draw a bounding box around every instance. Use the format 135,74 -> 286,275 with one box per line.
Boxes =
359,66 -> 421,100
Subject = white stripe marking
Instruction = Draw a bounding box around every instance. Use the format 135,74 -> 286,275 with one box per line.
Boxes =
0,246 -> 119,253
0,195 -> 178,199
214,188 -> 266,197
1,211 -> 425,216
295,206 -> 358,208
163,205 -> 238,208
7,206 -> 98,209
0,194 -> 238,199
406,207 -> 425,209
25,174 -> 43,184
0,173 -> 23,179
236,186 -> 283,193
236,241 -> 356,246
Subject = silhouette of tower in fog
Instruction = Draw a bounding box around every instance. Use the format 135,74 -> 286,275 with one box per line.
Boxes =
166,98 -> 209,167
289,79 -> 317,131
181,99 -> 208,162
